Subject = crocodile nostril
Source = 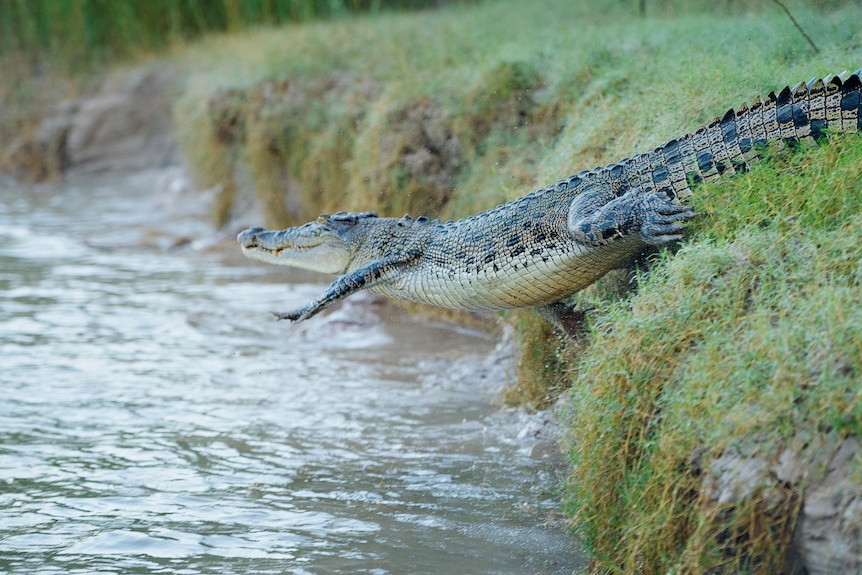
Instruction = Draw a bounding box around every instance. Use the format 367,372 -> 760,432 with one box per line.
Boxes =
237,227 -> 264,247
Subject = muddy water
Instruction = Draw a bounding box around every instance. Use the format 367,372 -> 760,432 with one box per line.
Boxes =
0,171 -> 579,574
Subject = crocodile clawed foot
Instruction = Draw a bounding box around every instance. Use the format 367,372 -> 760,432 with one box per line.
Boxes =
272,309 -> 304,321
640,218 -> 694,245
640,193 -> 696,246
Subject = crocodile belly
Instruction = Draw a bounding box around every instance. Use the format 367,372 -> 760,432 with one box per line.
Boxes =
375,238 -> 642,311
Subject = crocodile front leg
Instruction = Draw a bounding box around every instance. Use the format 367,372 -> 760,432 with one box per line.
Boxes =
273,256 -> 415,322
568,183 -> 695,247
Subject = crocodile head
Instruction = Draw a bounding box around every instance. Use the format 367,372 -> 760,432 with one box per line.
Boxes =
237,211 -> 379,274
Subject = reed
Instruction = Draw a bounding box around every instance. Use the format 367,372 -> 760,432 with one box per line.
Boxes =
0,0 -> 454,71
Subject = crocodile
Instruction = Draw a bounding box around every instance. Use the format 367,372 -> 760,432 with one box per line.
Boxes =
238,69 -> 862,335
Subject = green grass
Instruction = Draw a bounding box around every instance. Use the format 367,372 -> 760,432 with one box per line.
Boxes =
564,137 -> 862,573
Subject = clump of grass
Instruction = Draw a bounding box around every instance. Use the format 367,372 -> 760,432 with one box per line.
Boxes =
241,74 -> 374,227
199,87 -> 246,226
564,136 -> 862,573
508,268 -> 635,409
176,72 -> 383,227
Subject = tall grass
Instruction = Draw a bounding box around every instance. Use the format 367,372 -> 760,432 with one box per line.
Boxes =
0,0 -> 460,71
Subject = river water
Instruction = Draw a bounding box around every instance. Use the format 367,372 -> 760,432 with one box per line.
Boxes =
0,171 -> 578,574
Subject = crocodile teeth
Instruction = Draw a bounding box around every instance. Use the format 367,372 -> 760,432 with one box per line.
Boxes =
267,243 -> 320,255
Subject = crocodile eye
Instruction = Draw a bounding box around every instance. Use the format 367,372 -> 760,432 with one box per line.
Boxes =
316,214 -> 328,224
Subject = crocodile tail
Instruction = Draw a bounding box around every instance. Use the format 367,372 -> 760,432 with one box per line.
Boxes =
616,68 -> 862,200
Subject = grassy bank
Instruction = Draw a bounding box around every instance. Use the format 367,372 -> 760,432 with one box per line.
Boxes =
169,0 -> 862,231
566,136 -> 862,572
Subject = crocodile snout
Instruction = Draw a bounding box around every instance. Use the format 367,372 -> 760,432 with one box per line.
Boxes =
237,227 -> 265,248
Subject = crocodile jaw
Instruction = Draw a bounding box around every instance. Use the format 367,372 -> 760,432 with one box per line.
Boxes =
237,226 -> 352,274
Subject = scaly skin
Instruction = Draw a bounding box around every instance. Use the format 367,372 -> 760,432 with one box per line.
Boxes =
238,70 -> 862,334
